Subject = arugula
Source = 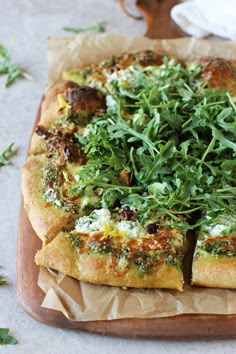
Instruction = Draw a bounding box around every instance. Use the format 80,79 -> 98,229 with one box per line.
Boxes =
71,161 -> 141,208
0,44 -> 10,74
0,275 -> 7,285
0,272 -> 16,346
0,328 -> 17,345
63,20 -> 105,33
70,58 -> 236,230
0,143 -> 15,166
0,42 -> 32,87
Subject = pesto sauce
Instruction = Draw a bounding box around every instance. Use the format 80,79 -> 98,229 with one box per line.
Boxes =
68,232 -> 83,249
63,67 -> 92,85
88,240 -> 112,254
198,239 -> 236,256
134,253 -> 158,272
66,111 -> 92,126
42,164 -> 79,214
68,232 -> 179,273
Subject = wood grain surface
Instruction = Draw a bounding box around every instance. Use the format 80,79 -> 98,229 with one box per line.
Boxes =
17,101 -> 236,338
137,0 -> 185,39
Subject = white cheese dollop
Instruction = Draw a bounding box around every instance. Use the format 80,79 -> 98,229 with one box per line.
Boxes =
106,95 -> 117,107
75,208 -> 112,234
117,220 -> 145,238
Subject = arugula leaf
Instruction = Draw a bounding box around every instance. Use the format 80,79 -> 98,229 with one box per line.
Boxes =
0,42 -> 32,87
70,57 -> 236,229
4,63 -> 32,88
0,44 -> 10,61
0,275 -> 7,285
0,43 -> 10,74
0,329 -> 17,345
0,143 -> 15,166
63,20 -> 105,33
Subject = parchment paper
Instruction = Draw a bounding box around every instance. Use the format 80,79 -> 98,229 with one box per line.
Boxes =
38,34 -> 236,321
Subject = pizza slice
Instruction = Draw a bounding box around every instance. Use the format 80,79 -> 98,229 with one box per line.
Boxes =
192,213 -> 236,288
22,140 -> 106,244
21,154 -> 80,243
35,207 -> 185,290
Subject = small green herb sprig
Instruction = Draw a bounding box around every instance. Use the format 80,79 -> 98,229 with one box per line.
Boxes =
0,328 -> 17,345
0,272 -> 17,345
0,43 -> 32,87
70,58 -> 236,230
0,275 -> 7,286
63,20 -> 105,34
0,143 -> 15,167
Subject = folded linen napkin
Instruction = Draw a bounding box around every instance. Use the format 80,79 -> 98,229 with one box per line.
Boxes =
171,0 -> 236,40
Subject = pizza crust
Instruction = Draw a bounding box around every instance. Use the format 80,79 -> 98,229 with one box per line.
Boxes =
29,81 -> 77,155
192,254 -> 236,288
35,232 -> 184,291
29,133 -> 47,155
21,155 -> 73,243
39,81 -> 75,127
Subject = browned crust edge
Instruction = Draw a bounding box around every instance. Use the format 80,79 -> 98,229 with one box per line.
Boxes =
21,155 -> 71,243
192,254 -> 236,289
35,232 -> 184,291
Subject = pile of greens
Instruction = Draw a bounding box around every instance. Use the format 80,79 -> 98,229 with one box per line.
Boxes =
70,58 -> 236,230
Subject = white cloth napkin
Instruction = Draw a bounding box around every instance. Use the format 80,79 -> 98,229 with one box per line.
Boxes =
171,0 -> 236,40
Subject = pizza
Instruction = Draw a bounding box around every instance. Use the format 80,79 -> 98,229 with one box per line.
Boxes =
35,208 -> 185,290
21,50 -> 236,291
192,213 -> 236,288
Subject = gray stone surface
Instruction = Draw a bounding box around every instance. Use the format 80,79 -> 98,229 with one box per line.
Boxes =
0,0 -> 235,352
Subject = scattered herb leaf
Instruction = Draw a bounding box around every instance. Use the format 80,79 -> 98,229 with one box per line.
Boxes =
63,20 -> 105,33
0,143 -> 15,166
0,42 -> 32,87
0,329 -> 17,345
0,275 -> 7,286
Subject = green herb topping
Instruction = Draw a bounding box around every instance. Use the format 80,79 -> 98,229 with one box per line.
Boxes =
198,236 -> 236,256
68,232 -> 83,249
68,58 -> 235,230
42,164 -> 79,213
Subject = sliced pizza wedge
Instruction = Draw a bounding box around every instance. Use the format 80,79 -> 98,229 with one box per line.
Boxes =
21,154 -> 98,243
35,207 -> 185,290
22,154 -> 73,243
192,214 -> 236,288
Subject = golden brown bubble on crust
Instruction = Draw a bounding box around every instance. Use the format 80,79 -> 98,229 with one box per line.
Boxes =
63,85 -> 106,117
43,81 -> 80,111
200,57 -> 236,94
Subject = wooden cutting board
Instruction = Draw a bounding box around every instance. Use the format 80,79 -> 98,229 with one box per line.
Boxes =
124,0 -> 186,39
17,1 -> 236,338
17,101 -> 236,338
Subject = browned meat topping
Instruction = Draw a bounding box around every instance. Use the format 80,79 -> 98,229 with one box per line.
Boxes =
63,85 -> 106,124
36,126 -> 85,166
